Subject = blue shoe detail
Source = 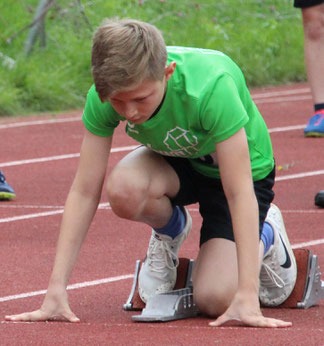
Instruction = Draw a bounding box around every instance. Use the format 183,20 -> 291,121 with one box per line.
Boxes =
304,110 -> 324,137
0,171 -> 16,200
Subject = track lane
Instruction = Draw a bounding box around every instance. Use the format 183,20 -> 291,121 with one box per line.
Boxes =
1,83 -> 323,345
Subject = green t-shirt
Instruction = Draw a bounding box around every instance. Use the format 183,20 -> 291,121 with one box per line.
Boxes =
83,46 -> 274,181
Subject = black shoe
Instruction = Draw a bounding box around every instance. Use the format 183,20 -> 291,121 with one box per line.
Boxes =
315,191 -> 324,208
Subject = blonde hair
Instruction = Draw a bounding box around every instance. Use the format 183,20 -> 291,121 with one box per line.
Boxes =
91,18 -> 168,101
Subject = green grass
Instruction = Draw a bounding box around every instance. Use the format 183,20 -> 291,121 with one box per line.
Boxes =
0,0 -> 304,116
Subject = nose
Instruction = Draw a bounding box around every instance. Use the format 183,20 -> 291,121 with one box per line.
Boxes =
124,103 -> 138,119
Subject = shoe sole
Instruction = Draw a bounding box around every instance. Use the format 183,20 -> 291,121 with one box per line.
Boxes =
0,192 -> 16,200
304,132 -> 324,137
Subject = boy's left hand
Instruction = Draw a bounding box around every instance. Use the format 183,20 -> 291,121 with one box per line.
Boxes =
208,290 -> 292,328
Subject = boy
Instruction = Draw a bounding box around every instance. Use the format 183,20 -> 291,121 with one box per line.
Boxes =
5,19 -> 297,327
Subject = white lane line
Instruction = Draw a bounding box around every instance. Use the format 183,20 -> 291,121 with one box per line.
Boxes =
276,170 -> 324,181
0,203 -> 111,224
254,95 -> 312,104
292,239 -> 324,249
0,236 -> 323,304
283,209 -> 324,214
269,124 -> 305,133
252,88 -> 310,99
0,210 -> 64,223
0,274 -> 134,303
0,145 -> 139,168
0,153 -> 80,168
0,116 -> 81,130
0,204 -> 65,209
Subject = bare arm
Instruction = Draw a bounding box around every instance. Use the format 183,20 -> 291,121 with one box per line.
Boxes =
49,130 -> 112,288
216,128 -> 260,297
210,128 -> 291,328
5,129 -> 112,322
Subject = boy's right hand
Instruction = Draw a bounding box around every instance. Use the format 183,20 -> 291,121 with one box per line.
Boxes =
4,288 -> 80,323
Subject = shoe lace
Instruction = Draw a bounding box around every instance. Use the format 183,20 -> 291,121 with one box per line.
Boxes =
260,262 -> 285,289
147,236 -> 179,274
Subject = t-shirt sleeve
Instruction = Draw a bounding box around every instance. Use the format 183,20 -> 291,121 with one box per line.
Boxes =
200,73 -> 249,143
82,84 -> 121,137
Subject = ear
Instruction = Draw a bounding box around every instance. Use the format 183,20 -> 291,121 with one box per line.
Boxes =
165,62 -> 176,81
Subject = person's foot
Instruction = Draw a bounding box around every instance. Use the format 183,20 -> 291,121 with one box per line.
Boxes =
304,110 -> 324,137
138,208 -> 192,303
0,171 -> 16,200
315,190 -> 324,208
259,204 -> 297,306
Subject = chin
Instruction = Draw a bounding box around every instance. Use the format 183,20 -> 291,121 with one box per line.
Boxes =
132,116 -> 150,124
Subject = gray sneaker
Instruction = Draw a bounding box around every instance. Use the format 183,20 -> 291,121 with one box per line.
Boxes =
259,204 -> 297,307
138,207 -> 192,303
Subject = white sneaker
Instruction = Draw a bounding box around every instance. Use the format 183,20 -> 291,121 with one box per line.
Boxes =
259,204 -> 297,306
138,207 -> 192,303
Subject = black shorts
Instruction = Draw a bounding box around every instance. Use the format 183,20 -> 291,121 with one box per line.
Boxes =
294,0 -> 324,8
163,156 -> 275,246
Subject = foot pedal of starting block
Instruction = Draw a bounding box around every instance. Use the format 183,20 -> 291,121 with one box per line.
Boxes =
123,258 -> 199,322
279,248 -> 324,309
132,286 -> 198,322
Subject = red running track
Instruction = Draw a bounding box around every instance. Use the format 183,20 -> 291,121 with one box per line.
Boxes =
0,83 -> 323,345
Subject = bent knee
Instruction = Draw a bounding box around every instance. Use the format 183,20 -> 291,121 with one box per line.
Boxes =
194,287 -> 235,317
106,168 -> 149,219
303,10 -> 324,40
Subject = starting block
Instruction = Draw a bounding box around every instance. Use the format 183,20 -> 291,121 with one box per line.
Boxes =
279,248 -> 324,309
123,249 -> 324,322
123,258 -> 199,321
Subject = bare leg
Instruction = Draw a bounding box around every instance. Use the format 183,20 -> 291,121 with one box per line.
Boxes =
106,147 -> 191,302
192,238 -> 264,317
106,146 -> 180,228
302,4 -> 324,104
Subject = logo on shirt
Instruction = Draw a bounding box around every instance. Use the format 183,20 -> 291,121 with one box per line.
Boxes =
127,124 -> 200,158
127,122 -> 139,134
163,127 -> 199,156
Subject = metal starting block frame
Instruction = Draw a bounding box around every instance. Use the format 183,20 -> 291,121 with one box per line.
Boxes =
123,249 -> 324,322
132,287 -> 198,322
295,251 -> 324,309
